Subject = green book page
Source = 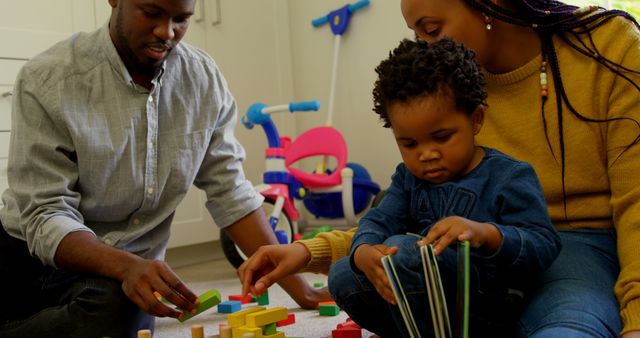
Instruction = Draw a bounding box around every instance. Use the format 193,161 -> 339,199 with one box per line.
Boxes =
456,241 -> 470,338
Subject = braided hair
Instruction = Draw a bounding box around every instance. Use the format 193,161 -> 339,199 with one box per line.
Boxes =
373,38 -> 488,128
464,0 -> 640,221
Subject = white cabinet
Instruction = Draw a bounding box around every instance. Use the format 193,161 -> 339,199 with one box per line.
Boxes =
0,0 -> 96,208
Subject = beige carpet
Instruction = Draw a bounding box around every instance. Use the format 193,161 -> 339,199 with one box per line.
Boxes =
153,256 -> 375,338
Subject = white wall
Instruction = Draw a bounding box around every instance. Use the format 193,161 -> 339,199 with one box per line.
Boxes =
285,0 -> 411,189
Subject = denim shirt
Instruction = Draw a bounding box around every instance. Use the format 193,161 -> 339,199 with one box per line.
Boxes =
352,147 -> 560,275
0,24 -> 263,267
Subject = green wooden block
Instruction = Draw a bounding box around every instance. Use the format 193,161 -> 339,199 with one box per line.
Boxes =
319,304 -> 340,316
178,288 -> 222,322
262,322 -> 277,335
257,290 -> 269,305
313,282 -> 325,288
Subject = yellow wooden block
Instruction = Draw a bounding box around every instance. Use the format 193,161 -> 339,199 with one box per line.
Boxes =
245,307 -> 288,327
227,306 -> 267,328
263,332 -> 285,338
231,326 -> 262,338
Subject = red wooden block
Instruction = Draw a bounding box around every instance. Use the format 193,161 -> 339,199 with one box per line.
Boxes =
331,327 -> 362,338
337,320 -> 360,330
276,313 -> 296,327
228,294 -> 252,304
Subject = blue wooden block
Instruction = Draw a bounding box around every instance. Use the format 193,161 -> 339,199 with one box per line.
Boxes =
217,300 -> 242,313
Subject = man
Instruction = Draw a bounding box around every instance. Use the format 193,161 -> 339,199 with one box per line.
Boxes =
0,0 -> 316,336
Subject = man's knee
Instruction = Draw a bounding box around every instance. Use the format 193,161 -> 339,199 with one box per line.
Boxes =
68,277 -> 154,336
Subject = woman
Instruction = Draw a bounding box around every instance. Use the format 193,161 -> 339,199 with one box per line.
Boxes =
239,1 -> 640,336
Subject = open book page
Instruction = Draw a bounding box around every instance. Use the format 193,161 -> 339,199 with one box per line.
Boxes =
382,255 -> 421,338
421,244 -> 451,338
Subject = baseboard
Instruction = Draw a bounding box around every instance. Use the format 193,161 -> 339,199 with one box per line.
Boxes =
165,240 -> 226,269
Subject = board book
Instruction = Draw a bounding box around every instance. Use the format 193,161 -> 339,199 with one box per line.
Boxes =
381,241 -> 470,338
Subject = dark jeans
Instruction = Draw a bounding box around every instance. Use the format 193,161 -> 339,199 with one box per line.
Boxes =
328,234 -> 520,338
0,221 -> 154,338
517,229 -> 620,337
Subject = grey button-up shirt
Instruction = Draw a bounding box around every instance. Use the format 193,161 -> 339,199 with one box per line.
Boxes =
0,24 -> 263,267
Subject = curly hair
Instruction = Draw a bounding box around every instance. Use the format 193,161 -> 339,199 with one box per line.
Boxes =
372,38 -> 487,128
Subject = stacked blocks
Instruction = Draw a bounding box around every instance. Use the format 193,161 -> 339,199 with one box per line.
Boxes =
319,301 -> 340,316
226,306 -> 289,338
179,288 -> 222,322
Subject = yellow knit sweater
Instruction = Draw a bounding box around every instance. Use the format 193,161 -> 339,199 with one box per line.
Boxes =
299,16 -> 640,334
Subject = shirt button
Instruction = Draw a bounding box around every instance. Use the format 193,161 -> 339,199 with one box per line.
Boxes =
148,96 -> 153,102
148,188 -> 154,194
133,218 -> 141,225
148,142 -> 153,148
104,238 -> 113,246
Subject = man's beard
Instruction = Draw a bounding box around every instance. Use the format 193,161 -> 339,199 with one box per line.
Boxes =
115,15 -> 160,75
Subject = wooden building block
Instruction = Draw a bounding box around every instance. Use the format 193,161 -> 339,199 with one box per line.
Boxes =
137,329 -> 152,338
256,291 -> 269,305
179,288 -> 222,322
319,304 -> 340,316
229,294 -> 253,304
331,327 -> 362,338
218,300 -> 242,313
231,326 -> 262,338
337,318 -> 361,329
276,313 -> 295,327
245,307 -> 288,327
219,324 -> 232,338
227,306 -> 266,328
263,332 -> 285,338
262,322 -> 277,335
191,324 -> 204,338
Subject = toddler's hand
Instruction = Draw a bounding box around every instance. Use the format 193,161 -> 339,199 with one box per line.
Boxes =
419,216 -> 501,255
353,244 -> 398,305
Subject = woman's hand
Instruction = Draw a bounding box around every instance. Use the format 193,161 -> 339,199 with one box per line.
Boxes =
419,216 -> 501,255
238,242 -> 311,298
353,243 -> 398,305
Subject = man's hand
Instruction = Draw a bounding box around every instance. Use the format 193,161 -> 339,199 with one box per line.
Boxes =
55,231 -> 199,319
122,258 -> 199,319
238,243 -> 311,297
353,244 -> 398,305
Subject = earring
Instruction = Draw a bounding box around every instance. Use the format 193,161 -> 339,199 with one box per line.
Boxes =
484,15 -> 493,30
